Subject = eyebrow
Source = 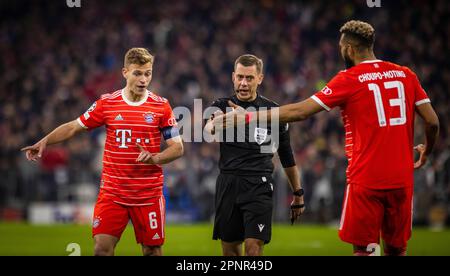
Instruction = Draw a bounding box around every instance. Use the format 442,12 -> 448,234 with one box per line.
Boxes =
133,70 -> 152,73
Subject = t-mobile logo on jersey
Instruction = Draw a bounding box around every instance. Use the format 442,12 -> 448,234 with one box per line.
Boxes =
116,129 -> 151,148
367,0 -> 381,8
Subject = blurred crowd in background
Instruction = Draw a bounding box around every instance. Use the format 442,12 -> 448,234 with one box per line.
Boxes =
0,0 -> 449,225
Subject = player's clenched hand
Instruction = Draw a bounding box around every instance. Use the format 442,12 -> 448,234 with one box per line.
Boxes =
414,144 -> 427,169
136,143 -> 159,165
212,101 -> 247,131
20,138 -> 47,162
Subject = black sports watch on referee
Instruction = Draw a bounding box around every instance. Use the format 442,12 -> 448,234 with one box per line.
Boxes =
293,188 -> 304,197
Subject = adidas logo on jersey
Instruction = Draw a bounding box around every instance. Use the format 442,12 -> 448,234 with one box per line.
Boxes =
115,114 -> 124,121
152,233 -> 160,240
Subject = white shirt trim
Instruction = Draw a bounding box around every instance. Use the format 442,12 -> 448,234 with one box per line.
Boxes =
360,59 -> 382,64
311,95 -> 331,112
122,89 -> 149,106
339,185 -> 350,231
415,99 -> 431,106
76,118 -> 88,129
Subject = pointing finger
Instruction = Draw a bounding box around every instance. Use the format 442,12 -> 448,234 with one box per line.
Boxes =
228,101 -> 239,109
136,143 -> 145,152
21,146 -> 34,152
228,100 -> 238,108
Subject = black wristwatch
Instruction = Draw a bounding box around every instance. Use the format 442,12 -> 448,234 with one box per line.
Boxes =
293,188 -> 304,197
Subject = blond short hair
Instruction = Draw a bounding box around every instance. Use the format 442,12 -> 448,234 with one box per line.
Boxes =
124,48 -> 154,67
340,20 -> 375,48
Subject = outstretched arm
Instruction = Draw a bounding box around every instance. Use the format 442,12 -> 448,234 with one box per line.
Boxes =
414,103 -> 440,169
276,98 -> 326,123
21,120 -> 86,161
213,98 -> 325,130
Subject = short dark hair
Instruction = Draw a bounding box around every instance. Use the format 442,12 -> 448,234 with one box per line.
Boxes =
340,20 -> 375,49
234,54 -> 264,74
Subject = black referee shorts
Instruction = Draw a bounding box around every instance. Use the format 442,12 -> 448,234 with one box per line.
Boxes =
213,173 -> 274,244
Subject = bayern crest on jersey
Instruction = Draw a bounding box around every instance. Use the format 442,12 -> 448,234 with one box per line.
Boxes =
93,217 -> 101,228
143,113 -> 154,124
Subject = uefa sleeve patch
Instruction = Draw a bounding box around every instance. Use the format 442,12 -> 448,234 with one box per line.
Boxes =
83,102 -> 97,120
321,86 -> 333,96
87,102 -> 97,112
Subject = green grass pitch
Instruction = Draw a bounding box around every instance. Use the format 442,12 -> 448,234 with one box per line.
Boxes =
1,223 -> 449,256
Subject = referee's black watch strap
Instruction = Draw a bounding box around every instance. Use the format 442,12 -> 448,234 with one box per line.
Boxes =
293,188 -> 304,197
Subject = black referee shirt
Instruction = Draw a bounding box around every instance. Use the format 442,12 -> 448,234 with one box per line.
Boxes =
209,94 -> 296,175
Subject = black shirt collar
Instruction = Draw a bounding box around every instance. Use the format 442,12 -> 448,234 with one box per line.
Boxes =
231,93 -> 261,108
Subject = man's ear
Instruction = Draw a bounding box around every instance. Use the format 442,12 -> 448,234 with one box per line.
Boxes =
122,67 -> 128,79
258,74 -> 264,85
231,72 -> 235,82
347,45 -> 355,60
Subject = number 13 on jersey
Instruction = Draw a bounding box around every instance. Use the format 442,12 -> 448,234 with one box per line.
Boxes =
369,80 -> 406,127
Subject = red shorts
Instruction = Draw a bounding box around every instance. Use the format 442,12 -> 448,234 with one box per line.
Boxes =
92,192 -> 166,246
339,184 -> 413,248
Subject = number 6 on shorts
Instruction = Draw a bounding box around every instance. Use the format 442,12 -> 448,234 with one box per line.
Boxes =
149,212 -> 158,229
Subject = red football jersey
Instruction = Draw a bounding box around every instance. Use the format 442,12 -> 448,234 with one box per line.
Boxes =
311,60 -> 430,189
77,89 -> 177,205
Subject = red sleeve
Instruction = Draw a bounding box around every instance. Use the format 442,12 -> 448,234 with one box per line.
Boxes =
77,98 -> 105,130
408,69 -> 430,106
159,100 -> 177,129
311,71 -> 354,111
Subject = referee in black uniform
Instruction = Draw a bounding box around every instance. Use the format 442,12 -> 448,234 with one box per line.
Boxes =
205,54 -> 305,256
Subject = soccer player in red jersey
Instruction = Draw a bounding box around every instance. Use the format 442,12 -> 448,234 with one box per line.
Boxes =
214,21 -> 440,256
21,48 -> 184,256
